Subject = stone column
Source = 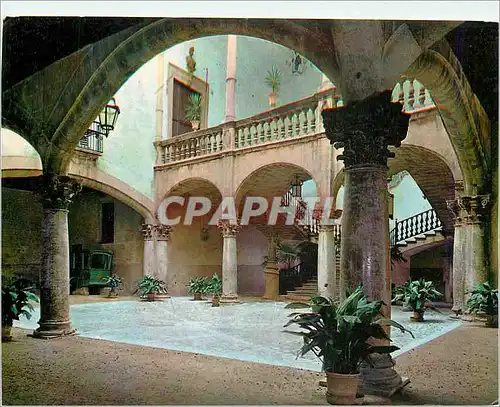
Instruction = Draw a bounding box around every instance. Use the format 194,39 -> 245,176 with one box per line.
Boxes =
224,35 -> 237,123
33,175 -> 81,339
217,219 -> 240,303
322,90 -> 410,398
264,234 -> 280,300
317,225 -> 337,298
155,224 -> 172,283
141,224 -> 156,277
447,195 -> 490,314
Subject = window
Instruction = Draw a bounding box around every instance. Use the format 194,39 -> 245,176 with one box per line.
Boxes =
101,202 -> 114,243
167,63 -> 208,139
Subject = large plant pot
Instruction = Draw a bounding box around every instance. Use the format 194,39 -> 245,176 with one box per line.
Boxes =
325,372 -> 360,405
193,293 -> 202,301
411,310 -> 424,322
2,325 -> 13,342
191,121 -> 200,131
268,93 -> 277,107
212,296 -> 220,307
486,314 -> 498,328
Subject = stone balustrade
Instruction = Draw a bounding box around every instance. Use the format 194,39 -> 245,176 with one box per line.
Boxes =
393,78 -> 435,113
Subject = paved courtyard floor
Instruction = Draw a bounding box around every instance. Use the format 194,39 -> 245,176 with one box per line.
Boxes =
15,297 -> 462,371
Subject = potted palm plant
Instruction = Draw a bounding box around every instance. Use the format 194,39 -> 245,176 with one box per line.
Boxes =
284,287 -> 412,404
134,275 -> 168,301
265,66 -> 281,107
103,274 -> 123,299
392,278 -> 442,322
184,92 -> 202,130
2,277 -> 39,341
284,286 -> 413,405
466,282 -> 498,327
188,276 -> 210,301
207,273 -> 222,307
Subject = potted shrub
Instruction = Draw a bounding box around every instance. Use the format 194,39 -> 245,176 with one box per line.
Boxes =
284,286 -> 413,405
184,92 -> 202,130
134,275 -> 168,301
2,278 -> 39,341
265,66 -> 281,107
466,282 -> 498,327
103,274 -> 123,299
392,280 -> 412,309
188,276 -> 209,301
392,278 -> 442,322
207,273 -> 222,307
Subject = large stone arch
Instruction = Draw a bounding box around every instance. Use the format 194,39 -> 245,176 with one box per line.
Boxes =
406,40 -> 491,194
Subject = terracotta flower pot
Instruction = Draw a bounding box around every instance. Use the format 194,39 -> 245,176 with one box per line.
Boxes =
191,121 -> 200,131
193,292 -> 202,301
411,310 -> 424,322
146,293 -> 156,302
268,93 -> 277,108
325,372 -> 360,405
212,296 -> 220,307
2,325 -> 13,342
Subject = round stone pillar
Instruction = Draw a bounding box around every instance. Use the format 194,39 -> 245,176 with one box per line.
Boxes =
217,219 -> 240,303
33,175 -> 81,339
447,194 -> 490,314
322,90 -> 411,398
264,235 -> 279,300
141,224 -> 156,277
317,225 -> 337,298
155,224 -> 172,283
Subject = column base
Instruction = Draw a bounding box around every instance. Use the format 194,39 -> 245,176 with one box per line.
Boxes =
358,353 -> 410,398
31,320 -> 77,339
220,295 -> 240,304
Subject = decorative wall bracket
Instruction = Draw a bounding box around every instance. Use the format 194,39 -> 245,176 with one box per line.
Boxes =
39,174 -> 82,210
447,195 -> 490,225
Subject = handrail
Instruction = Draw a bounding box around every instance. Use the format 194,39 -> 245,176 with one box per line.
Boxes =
390,208 -> 442,246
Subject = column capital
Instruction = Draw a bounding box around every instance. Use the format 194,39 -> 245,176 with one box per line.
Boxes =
318,224 -> 338,233
447,194 -> 490,225
141,224 -> 155,241
217,218 -> 240,237
155,224 -> 172,241
39,174 -> 82,210
322,90 -> 410,168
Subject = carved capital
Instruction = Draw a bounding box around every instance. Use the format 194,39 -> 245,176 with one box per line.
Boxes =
155,224 -> 172,241
322,91 -> 410,168
313,207 -> 343,223
141,224 -> 155,241
217,218 -> 240,237
447,195 -> 490,225
39,174 -> 82,210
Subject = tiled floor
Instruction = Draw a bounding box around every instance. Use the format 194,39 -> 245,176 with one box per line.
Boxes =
16,297 -> 462,371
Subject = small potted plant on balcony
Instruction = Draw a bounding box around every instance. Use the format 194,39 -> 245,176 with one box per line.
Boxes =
2,277 -> 39,341
265,65 -> 281,107
134,275 -> 168,302
184,92 -> 202,130
188,276 -> 210,301
466,281 -> 498,327
103,274 -> 123,299
392,278 -> 442,322
284,286 -> 413,405
207,273 -> 222,307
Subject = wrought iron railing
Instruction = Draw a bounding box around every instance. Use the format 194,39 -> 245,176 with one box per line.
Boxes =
390,208 -> 442,246
77,129 -> 103,153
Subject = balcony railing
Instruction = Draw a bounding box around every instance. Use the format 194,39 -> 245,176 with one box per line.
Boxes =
77,122 -> 104,154
390,208 -> 442,246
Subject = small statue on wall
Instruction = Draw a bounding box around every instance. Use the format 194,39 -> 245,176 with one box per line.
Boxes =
186,46 -> 196,75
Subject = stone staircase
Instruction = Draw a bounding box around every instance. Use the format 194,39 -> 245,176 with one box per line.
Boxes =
284,277 -> 318,302
395,227 -> 445,253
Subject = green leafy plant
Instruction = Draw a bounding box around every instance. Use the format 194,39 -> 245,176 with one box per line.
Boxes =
391,280 -> 412,306
184,93 -> 202,123
390,246 -> 407,265
207,273 -> 222,297
134,275 -> 168,299
466,282 -> 498,327
188,277 -> 210,295
392,278 -> 442,318
103,274 -> 123,296
265,66 -> 282,94
2,278 -> 39,340
284,286 -> 413,374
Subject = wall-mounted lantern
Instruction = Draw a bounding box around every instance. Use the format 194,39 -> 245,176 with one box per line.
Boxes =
85,97 -> 121,138
291,175 -> 303,198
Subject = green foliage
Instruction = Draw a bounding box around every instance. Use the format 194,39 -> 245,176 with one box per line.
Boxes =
133,275 -> 168,297
284,286 -> 413,374
391,280 -> 411,305
103,274 -> 123,289
390,246 -> 407,265
265,66 -> 282,94
2,277 -> 39,326
207,273 -> 222,297
392,278 -> 442,312
262,240 -> 302,269
188,276 -> 210,294
184,93 -> 202,122
466,282 -> 498,316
